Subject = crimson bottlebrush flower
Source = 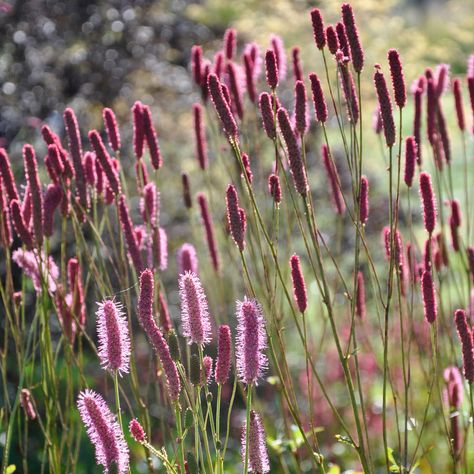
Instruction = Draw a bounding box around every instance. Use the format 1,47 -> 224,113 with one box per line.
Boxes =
454,309 -> 474,383
326,25 -> 339,55
22,185 -> 32,228
63,108 -> 88,209
277,107 -> 308,195
118,195 -> 144,274
96,300 -> 130,375
241,153 -> 253,184
12,248 -> 59,293
20,389 -> 36,420
388,49 -> 406,108
129,419 -> 146,443
96,159 -> 104,195
339,64 -> 359,123
268,174 -> 281,204
44,153 -> 59,184
290,254 -> 307,313
227,62 -> 244,120
215,325 -> 232,385
265,49 -> 279,89
221,82 -> 232,106
102,107 -> 121,152
47,144 -> 65,178
179,271 -> 211,346
294,80 -> 308,135
341,3 -> 364,73
468,247 -> 474,282
413,86 -> 423,165
138,269 -> 181,400
426,78 -> 437,145
158,291 -> 172,334
197,192 -> 220,272
191,45 -> 203,85
23,145 -> 43,247
373,105 -> 383,134
132,101 -> 145,159
419,172 -> 437,235
309,72 -> 328,123
0,177 -> 12,248
310,8 -> 326,50
41,126 -> 74,179
452,78 -> 465,131
382,226 -> 391,260
270,35 -> 286,81
335,22 -> 349,59
68,257 -> 85,326
359,175 -> 369,224
243,53 -> 257,103
404,137 -> 417,187
84,152 -> 96,186
43,184 -> 63,238
142,105 -> 162,170
208,73 -> 238,138
89,130 -> 121,196
0,148 -> 19,202
259,92 -> 276,140
152,226 -> 168,271
181,173 -> 192,209
444,366 -> 463,409
77,389 -> 130,474
450,217 -> 460,252
437,103 -> 451,164
322,144 -> 345,215
421,271 -> 437,324
434,64 -> 450,97
241,411 -> 270,474
236,297 -> 267,385
140,182 -> 159,227
423,238 -> 432,272
226,184 -> 246,251
436,232 -> 449,267
203,355 -> 213,383
244,43 -> 262,79
177,243 -> 199,274
356,271 -> 366,319
224,28 -> 236,60
291,47 -> 303,82
374,65 -> 395,147
191,103 -> 208,171
10,199 -> 33,249
451,200 -> 461,228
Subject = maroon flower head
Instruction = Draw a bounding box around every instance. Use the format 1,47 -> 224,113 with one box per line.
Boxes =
270,35 -> 286,81
374,65 -> 396,147
413,86 -> 423,165
291,47 -> 303,82
388,49 -> 406,108
326,25 -> 339,55
208,73 -> 238,138
177,243 -> 199,275
339,65 -> 359,123
191,45 -> 203,85
421,271 -> 437,324
241,153 -> 253,184
227,62 -> 244,120
341,3 -> 364,72
259,92 -> 276,140
451,199 -> 461,228
215,325 -> 232,385
243,53 -> 257,103
20,389 -> 36,420
294,80 -> 308,135
129,419 -> 146,443
224,28 -> 237,60
142,105 -> 162,170
140,182 -> 159,226
404,136 -> 417,187
290,254 -> 307,313
310,8 -> 326,50
426,78 -> 438,145
47,144 -> 65,178
359,175 -> 369,224
452,78 -> 465,131
43,184 -> 63,238
132,101 -> 145,159
226,184 -> 246,251
10,199 -> 33,249
0,148 -> 19,202
197,192 -> 220,272
268,174 -> 282,204
265,49 -> 279,89
309,72 -> 328,123
241,410 -> 270,474
23,145 -> 43,247
102,108 -> 121,151
181,173 -> 192,209
419,172 -> 437,235
335,22 -> 349,58
454,309 -> 474,382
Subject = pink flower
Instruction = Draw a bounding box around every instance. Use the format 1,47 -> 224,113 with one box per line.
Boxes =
177,243 -> 199,275
241,410 -> 270,473
12,248 -> 58,293
215,325 -> 232,385
129,419 -> 146,443
103,108 -> 121,151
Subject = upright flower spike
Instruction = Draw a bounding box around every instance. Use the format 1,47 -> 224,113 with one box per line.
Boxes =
339,65 -> 359,123
226,184 -> 246,251
413,82 -> 423,165
191,45 -> 203,85
335,22 -> 349,59
88,130 -> 121,196
20,389 -> 36,420
178,271 -> 211,346
84,152 -> 96,186
0,176 -> 12,248
10,199 -> 33,249
444,366 -> 463,454
341,3 -> 364,73
452,78 -> 465,131
421,271 -> 437,324
321,144 -> 345,215
96,300 -> 130,375
193,103 -> 208,170
0,148 -> 19,202
294,80 -> 308,135
142,105 -> 162,170
291,47 -> 303,82
118,195 -> 144,274
23,145 -> 43,247
388,49 -> 406,108
77,389 -> 130,474
63,108 -> 88,209
426,78 -> 438,145
290,254 -> 307,313
310,8 -> 326,50
129,419 -> 146,443
269,35 -> 286,81
268,174 -> 282,204
243,53 -> 257,103
43,184 -> 63,238
215,325 -> 232,385
241,411 -> 270,474
103,108 -> 121,152
181,173 -> 192,209
138,269 -> 181,400
309,72 -> 328,123
277,107 -> 308,196
259,92 -> 276,140
132,101 -> 145,159
326,25 -> 339,55
356,271 -> 366,319
197,192 -> 220,272
177,243 -> 199,275
374,65 -> 396,147
359,175 -> 369,224
140,182 -> 159,227
203,355 -> 213,383
227,62 -> 244,120
419,172 -> 437,235
208,73 -> 238,138
223,28 -> 236,60
454,309 -> 474,383
236,297 -> 267,385
404,137 -> 417,187
265,49 -> 279,89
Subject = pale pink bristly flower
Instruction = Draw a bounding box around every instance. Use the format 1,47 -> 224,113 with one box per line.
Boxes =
177,243 -> 199,274
96,300 -> 130,375
241,410 -> 270,473
77,389 -> 129,474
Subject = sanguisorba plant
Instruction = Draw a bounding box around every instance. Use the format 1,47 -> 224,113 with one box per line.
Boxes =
2,3 -> 474,473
